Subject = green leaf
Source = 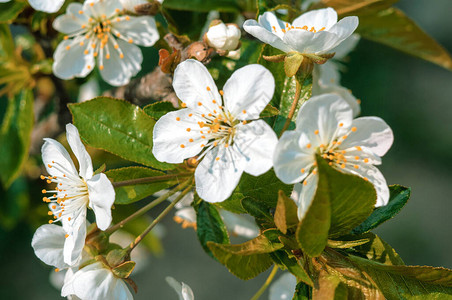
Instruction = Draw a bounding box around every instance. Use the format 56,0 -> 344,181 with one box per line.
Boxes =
69,97 -> 173,171
196,201 -> 230,258
240,197 -> 273,223
351,232 -> 405,266
0,90 -> 33,188
163,0 -> 240,12
207,234 -> 283,280
356,7 -> 452,71
112,261 -> 136,279
319,157 -> 377,238
279,72 -> 312,126
105,167 -> 177,205
352,185 -> 410,234
313,271 -> 348,300
293,282 -> 311,300
0,24 -> 14,57
349,255 -> 452,299
0,177 -> 29,230
327,237 -> 371,249
296,175 -> 331,257
296,155 -> 376,257
0,1 -> 26,24
319,0 -> 398,16
143,101 -> 176,120
274,190 -> 299,234
271,250 -> 313,286
218,170 -> 292,214
258,45 -> 287,109
260,104 -> 280,118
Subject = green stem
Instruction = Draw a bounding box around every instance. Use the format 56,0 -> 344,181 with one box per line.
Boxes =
279,79 -> 302,137
105,179 -> 193,235
250,265 -> 279,300
126,183 -> 193,252
112,173 -> 191,188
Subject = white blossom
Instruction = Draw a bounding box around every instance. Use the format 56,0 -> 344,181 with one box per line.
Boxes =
62,262 -> 133,300
243,8 -> 358,55
166,277 -> 194,300
40,124 -> 115,265
0,0 -> 65,13
153,59 -> 278,203
205,21 -> 241,51
52,0 -> 159,86
273,94 -> 393,220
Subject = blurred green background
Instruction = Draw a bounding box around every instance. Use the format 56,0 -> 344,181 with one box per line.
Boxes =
0,0 -> 451,299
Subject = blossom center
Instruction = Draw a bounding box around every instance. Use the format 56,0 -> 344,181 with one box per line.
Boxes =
272,23 -> 326,34
41,161 -> 89,226
300,124 -> 369,185
63,3 -> 134,70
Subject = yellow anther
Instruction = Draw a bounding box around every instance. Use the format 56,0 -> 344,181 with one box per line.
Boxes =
307,143 -> 311,149
351,127 -> 357,132
206,86 -> 211,91
215,157 -> 220,161
180,144 -> 185,148
189,139 -> 194,142
354,165 -> 359,169
176,117 -> 181,121
363,158 -> 369,163
314,130 -> 319,135
301,168 -> 305,173
339,123 -> 343,127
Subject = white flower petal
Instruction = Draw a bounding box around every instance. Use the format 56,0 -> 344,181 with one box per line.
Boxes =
195,146 -> 245,203
313,62 -> 341,87
243,19 -> 292,53
273,131 -> 315,184
86,173 -> 115,230
166,277 -> 195,300
114,16 -> 160,47
234,120 -> 278,176
41,138 -> 78,179
62,262 -> 133,300
29,0 -> 65,13
340,117 -> 394,156
53,3 -> 88,34
53,37 -> 95,80
312,82 -> 361,117
172,59 -> 222,113
269,272 -> 297,300
257,12 -> 288,40
32,224 -> 68,269
283,30 -> 338,54
152,109 -> 205,164
66,124 -> 93,180
327,16 -> 359,50
223,64 -> 275,120
343,163 -> 389,207
296,94 -> 353,145
99,39 -> 142,86
220,210 -> 259,239
331,33 -> 360,60
84,0 -> 122,18
63,208 -> 87,266
292,7 -> 337,31
295,173 -> 318,220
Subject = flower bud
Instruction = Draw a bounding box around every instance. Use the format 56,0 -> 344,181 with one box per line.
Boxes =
205,20 -> 241,52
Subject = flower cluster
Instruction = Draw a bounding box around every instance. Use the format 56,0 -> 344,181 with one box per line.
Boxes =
32,124 -> 127,299
27,3 -> 408,299
52,0 -> 159,86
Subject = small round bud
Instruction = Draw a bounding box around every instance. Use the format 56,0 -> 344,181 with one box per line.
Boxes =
205,20 -> 241,52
